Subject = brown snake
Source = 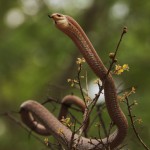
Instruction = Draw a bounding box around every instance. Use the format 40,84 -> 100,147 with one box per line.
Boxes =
20,95 -> 89,136
20,13 -> 128,149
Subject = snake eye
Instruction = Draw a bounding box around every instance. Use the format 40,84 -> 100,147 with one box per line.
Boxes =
57,14 -> 62,17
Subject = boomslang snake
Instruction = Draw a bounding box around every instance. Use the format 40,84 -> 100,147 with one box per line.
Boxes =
20,13 -> 128,150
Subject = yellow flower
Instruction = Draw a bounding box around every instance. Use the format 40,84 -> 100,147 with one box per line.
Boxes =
133,100 -> 138,105
76,57 -> 85,64
57,128 -> 64,134
44,138 -> 49,146
131,87 -> 136,93
114,64 -> 129,75
137,118 -> 143,124
115,65 -> 123,75
123,64 -> 129,71
85,96 -> 91,102
117,95 -> 124,102
67,78 -> 78,87
61,117 -> 74,127
93,79 -> 101,84
73,79 -> 79,84
67,79 -> 72,82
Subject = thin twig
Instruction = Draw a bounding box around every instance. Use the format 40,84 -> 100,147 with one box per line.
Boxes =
106,121 -> 114,149
96,105 -> 108,137
77,63 -> 87,107
69,119 -> 77,149
44,97 -> 83,113
2,112 -> 46,146
126,97 -> 150,150
107,27 -> 127,75
2,112 -> 60,149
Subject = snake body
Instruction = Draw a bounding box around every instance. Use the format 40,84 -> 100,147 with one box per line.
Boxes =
20,13 -> 128,149
20,95 -> 88,136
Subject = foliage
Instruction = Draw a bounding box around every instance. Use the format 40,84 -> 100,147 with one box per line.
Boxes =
0,0 -> 150,150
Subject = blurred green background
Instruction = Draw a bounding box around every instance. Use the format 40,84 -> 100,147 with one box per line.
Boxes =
0,0 -> 150,149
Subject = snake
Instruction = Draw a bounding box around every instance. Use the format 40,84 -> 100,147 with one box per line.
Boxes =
20,95 -> 89,136
20,13 -> 128,150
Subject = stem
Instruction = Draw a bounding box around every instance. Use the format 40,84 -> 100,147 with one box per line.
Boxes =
96,105 -> 108,137
107,27 -> 127,75
126,97 -> 150,150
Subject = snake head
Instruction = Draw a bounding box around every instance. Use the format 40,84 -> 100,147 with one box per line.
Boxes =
49,13 -> 69,29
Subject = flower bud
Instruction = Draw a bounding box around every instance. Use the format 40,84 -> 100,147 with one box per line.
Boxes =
109,53 -> 115,59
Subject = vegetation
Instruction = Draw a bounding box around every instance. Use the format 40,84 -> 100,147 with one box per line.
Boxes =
0,0 -> 150,149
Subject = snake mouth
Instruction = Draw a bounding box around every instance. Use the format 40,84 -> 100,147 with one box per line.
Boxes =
48,14 -> 57,24
48,14 -> 51,18
48,13 -> 58,24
